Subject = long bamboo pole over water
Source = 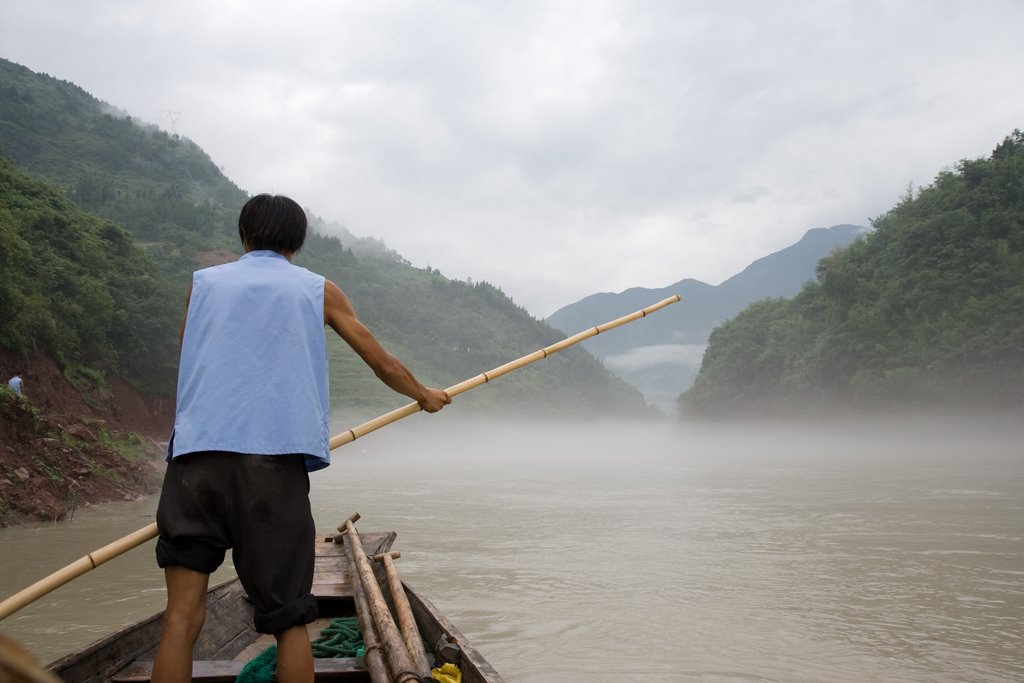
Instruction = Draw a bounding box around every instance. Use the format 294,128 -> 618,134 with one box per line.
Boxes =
329,293 -> 681,449
0,294 -> 680,621
0,523 -> 160,621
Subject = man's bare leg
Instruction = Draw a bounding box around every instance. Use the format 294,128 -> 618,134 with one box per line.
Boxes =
275,624 -> 314,683
151,566 -> 210,683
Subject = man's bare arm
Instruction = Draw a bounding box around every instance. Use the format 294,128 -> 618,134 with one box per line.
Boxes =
324,279 -> 450,412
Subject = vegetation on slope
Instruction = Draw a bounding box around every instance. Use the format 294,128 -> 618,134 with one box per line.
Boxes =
0,58 -> 648,417
0,59 -> 247,284
298,233 -> 643,415
0,157 -> 179,391
0,386 -> 161,525
681,131 -> 1024,416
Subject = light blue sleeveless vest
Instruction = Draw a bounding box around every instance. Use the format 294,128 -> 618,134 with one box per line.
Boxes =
168,250 -> 330,472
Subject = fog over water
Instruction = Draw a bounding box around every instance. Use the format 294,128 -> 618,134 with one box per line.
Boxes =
1,415 -> 1022,682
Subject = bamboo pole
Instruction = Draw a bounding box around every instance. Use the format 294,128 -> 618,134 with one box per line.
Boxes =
330,294 -> 680,449
0,633 -> 62,683
0,294 -> 680,621
338,519 -> 389,683
0,523 -> 158,621
373,551 -> 431,677
339,514 -> 421,683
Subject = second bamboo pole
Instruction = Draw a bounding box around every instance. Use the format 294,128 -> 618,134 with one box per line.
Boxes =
374,551 -> 431,676
339,514 -> 425,683
338,521 -> 389,683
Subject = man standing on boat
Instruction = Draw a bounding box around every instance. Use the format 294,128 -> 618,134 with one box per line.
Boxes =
151,194 -> 451,683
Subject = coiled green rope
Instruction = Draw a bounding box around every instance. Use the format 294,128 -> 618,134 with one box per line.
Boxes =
311,618 -> 364,659
235,617 -> 363,683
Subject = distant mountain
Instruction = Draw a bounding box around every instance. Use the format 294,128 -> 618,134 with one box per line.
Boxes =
682,131 -> 1024,416
546,225 -> 864,410
0,58 -> 650,418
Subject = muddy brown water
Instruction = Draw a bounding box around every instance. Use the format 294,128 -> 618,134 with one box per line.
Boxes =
1,416 -> 1022,682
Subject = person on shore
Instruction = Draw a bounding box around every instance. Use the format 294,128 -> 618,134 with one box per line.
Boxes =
151,194 -> 451,683
6,373 -> 25,399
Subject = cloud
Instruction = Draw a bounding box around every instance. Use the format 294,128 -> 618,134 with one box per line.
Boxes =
2,0 -> 1023,317
604,344 -> 706,375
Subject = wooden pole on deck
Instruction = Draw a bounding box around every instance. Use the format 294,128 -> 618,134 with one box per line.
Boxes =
339,514 -> 424,683
338,515 -> 389,683
0,295 -> 681,621
373,551 -> 431,677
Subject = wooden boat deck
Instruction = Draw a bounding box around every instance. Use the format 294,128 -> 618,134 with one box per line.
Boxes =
49,530 -> 504,683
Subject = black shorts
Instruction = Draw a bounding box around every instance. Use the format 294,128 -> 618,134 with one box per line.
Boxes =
155,451 -> 317,634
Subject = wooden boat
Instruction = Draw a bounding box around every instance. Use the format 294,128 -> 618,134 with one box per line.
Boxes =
47,529 -> 504,682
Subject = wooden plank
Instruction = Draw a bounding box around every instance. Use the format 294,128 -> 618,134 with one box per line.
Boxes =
228,618 -> 335,663
315,532 -> 393,557
111,657 -> 370,682
195,580 -> 255,661
311,532 -> 395,601
230,634 -> 276,664
311,584 -> 356,599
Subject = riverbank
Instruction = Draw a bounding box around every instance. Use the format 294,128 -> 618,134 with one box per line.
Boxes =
0,351 -> 171,526
0,392 -> 164,526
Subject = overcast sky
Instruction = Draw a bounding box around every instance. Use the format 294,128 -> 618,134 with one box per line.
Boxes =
2,1 -> 1022,317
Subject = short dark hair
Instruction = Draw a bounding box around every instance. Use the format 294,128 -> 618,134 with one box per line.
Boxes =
238,194 -> 307,253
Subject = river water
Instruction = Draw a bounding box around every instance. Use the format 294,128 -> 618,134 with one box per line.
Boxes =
1,415 -> 1022,682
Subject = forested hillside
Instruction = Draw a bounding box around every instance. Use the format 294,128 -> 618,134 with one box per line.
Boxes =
0,58 -> 648,418
0,158 -> 179,389
681,131 -> 1024,416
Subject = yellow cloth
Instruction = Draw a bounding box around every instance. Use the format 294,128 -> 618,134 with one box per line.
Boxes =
431,662 -> 462,683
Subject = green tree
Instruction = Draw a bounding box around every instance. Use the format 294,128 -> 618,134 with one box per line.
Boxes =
682,130 -> 1024,416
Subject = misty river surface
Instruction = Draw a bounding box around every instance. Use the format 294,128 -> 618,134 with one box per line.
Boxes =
2,417 -> 1023,682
